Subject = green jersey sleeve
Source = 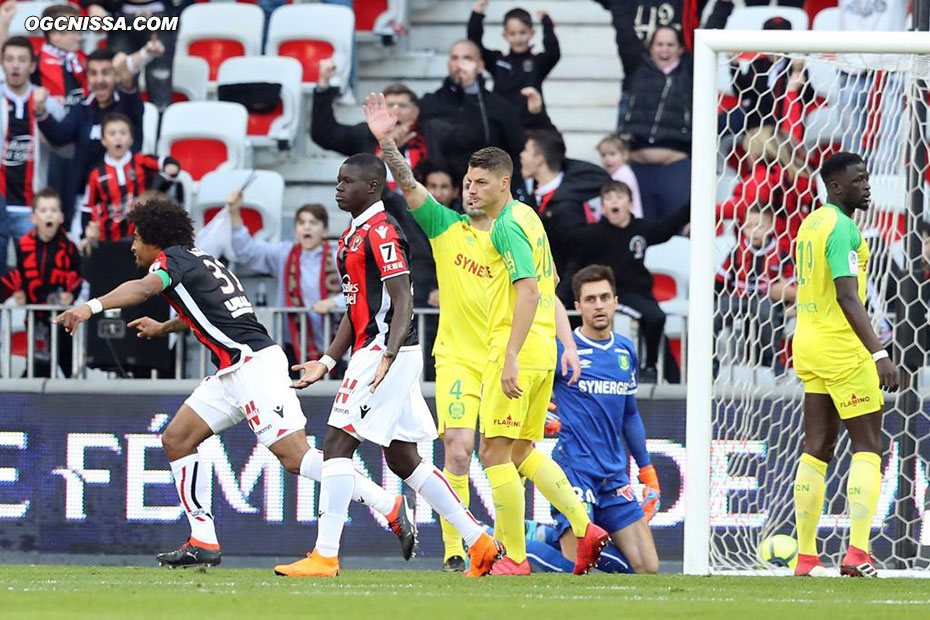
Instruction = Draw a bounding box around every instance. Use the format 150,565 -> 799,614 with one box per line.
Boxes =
410,193 -> 467,239
825,216 -> 861,280
492,208 -> 536,282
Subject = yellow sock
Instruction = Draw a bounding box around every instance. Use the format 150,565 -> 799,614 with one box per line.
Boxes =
485,463 -> 526,564
439,469 -> 469,561
518,449 -> 590,537
794,452 -> 828,556
848,452 -> 881,552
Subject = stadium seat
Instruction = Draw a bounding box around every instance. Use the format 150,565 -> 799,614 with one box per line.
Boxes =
266,4 -> 354,91
10,2 -> 54,54
140,55 -> 209,103
645,236 -> 690,358
141,101 -> 159,154
157,102 -> 248,182
216,56 -> 302,149
194,169 -> 283,241
354,0 -> 406,41
811,6 -> 840,30
725,6 -> 809,31
176,4 -> 263,81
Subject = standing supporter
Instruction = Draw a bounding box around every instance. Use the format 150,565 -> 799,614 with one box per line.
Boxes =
519,129 -> 610,304
311,61 -> 450,178
227,193 -> 344,372
417,40 -> 527,189
566,181 -> 688,383
594,0 -> 732,52
467,0 -> 559,130
714,204 -> 793,369
35,45 -> 158,232
33,4 -> 88,111
597,133 -> 642,218
85,1 -> 177,111
82,113 -> 182,248
0,188 -> 82,377
0,37 -> 66,261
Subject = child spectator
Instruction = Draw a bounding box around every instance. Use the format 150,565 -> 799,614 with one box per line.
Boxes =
467,1 -> 560,129
563,180 -> 689,383
82,113 -> 182,247
227,192 -> 343,370
714,204 -> 793,368
34,4 -> 87,110
597,133 -> 642,218
0,188 -> 82,377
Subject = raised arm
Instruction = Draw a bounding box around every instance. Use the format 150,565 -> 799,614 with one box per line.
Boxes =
364,92 -> 428,208
537,11 -> 561,77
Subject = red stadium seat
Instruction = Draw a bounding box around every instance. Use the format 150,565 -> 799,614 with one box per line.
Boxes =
158,101 -> 248,182
204,205 -> 263,236
176,4 -> 263,82
266,5 -> 353,92
196,170 -> 283,241
188,39 -> 244,81
170,139 -> 228,182
277,40 -> 334,83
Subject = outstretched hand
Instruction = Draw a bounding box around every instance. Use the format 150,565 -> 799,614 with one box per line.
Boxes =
363,92 -> 398,143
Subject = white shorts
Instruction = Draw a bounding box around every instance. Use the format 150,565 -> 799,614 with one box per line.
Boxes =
186,345 -> 306,447
327,341 -> 437,447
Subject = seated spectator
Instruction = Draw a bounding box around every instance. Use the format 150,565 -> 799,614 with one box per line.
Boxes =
88,1 -> 176,111
0,37 -> 66,265
82,112 -> 182,250
467,1 -> 559,129
417,39 -> 526,188
597,133 -> 642,218
227,193 -> 344,370
311,63 -> 451,181
519,129 -> 610,302
568,180 -> 689,383
35,44 -> 161,233
0,188 -> 82,377
714,204 -> 793,369
613,25 -> 693,219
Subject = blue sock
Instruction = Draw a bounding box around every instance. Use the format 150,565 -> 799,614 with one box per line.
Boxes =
597,542 -> 635,574
526,538 -> 574,572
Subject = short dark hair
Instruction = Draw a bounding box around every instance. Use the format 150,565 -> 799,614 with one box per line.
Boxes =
87,48 -> 116,65
526,130 -> 566,172
295,203 -> 328,228
42,4 -> 81,40
129,198 -> 195,249
503,8 -> 532,28
572,264 -> 617,301
342,153 -> 386,186
382,83 -> 417,104
33,187 -> 62,211
600,180 -> 632,200
415,159 -> 458,188
101,112 -> 133,135
820,151 -> 865,184
2,37 -> 36,63
468,147 -> 513,178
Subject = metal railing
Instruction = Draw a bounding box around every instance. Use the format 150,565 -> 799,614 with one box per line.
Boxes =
0,304 -> 687,382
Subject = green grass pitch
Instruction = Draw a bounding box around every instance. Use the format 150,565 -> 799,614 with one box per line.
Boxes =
2,566 -> 928,619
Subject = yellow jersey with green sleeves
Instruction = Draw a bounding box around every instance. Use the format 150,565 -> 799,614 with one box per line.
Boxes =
793,203 -> 870,374
486,200 -> 557,370
410,194 -> 493,365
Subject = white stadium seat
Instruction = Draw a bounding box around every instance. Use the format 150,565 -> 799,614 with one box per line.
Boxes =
811,6 -> 840,30
171,55 -> 210,102
176,4 -> 263,81
725,6 -> 809,31
9,2 -> 53,43
141,101 -> 159,154
216,56 -> 302,149
195,169 -> 284,241
266,4 -> 354,92
157,101 -> 248,182
645,235 -> 690,331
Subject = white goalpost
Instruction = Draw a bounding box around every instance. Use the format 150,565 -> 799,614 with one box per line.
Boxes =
687,29 -> 930,576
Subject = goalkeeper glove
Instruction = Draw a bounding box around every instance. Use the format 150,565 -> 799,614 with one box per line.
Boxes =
638,464 -> 661,522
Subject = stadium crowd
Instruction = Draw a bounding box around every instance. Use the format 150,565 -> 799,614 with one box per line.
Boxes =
0,0 -> 912,385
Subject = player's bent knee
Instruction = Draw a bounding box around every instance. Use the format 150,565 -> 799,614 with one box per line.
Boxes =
161,424 -> 197,460
444,449 -> 471,475
478,437 -> 512,467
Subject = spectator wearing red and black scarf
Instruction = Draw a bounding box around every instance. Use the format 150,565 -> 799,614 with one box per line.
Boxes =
0,188 -> 82,377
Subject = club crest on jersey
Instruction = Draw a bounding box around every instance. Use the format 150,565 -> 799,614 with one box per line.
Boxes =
618,353 -> 630,370
374,225 -> 389,238
349,235 -> 363,252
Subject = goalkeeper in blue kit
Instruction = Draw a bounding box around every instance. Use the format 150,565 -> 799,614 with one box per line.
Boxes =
525,264 -> 660,574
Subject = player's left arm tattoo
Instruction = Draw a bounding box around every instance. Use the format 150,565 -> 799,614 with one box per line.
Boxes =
379,138 -> 418,192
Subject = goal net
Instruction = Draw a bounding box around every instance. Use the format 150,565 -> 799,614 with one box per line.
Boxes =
687,30 -> 930,575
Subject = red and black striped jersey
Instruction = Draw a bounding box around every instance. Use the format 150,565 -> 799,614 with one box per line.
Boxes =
0,85 -> 38,208
0,228 -> 82,306
33,44 -> 87,109
337,201 -> 418,352
84,152 -> 176,241
150,245 -> 276,374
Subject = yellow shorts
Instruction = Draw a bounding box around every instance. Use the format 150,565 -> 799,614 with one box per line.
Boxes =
435,360 -> 482,436
479,362 -> 555,441
796,361 -> 884,420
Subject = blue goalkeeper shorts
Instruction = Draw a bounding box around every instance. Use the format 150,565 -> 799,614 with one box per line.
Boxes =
552,461 -> 645,538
